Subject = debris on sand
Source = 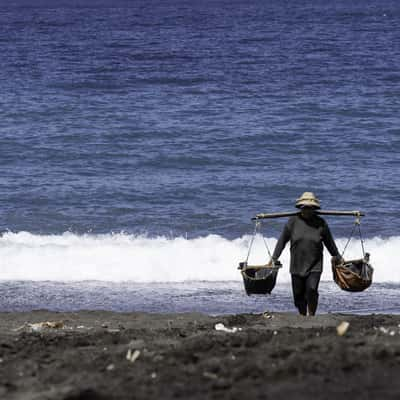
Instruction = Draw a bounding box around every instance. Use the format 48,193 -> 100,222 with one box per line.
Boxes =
263,312 -> 273,319
107,328 -> 120,333
126,349 -> 141,363
376,326 -> 397,336
13,321 -> 65,332
336,321 -> 350,336
214,323 -> 242,333
203,371 -> 218,380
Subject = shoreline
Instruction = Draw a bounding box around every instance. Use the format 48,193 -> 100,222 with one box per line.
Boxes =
2,281 -> 399,317
0,311 -> 399,399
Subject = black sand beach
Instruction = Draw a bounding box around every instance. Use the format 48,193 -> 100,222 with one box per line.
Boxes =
0,311 -> 399,399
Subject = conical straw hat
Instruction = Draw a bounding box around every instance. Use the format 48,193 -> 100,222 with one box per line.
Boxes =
295,192 -> 321,209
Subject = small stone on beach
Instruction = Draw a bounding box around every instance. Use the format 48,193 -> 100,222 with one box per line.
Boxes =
336,321 -> 350,336
106,364 -> 115,371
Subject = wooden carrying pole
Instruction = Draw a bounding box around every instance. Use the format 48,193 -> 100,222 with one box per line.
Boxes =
317,210 -> 365,217
252,212 -> 298,220
252,210 -> 365,220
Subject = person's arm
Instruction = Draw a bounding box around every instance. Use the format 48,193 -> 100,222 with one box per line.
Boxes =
272,223 -> 291,261
322,222 -> 340,257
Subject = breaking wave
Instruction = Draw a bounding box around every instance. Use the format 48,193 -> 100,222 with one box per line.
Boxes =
0,232 -> 398,283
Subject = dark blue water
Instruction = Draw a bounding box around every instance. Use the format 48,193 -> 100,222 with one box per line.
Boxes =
1,0 -> 399,239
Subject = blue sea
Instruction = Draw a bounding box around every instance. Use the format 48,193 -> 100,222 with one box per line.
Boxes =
0,0 -> 399,314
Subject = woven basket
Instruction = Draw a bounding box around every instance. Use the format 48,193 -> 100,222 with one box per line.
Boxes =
332,258 -> 373,292
239,261 -> 281,295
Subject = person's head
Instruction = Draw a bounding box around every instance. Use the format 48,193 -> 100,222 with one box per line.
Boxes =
300,205 -> 317,219
295,192 -> 320,218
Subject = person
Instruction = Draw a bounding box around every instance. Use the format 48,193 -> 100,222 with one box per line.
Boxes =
269,192 -> 341,316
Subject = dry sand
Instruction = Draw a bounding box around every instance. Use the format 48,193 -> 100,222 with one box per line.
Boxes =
0,311 -> 399,399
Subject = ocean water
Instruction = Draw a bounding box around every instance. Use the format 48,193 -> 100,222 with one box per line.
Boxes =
0,0 -> 399,314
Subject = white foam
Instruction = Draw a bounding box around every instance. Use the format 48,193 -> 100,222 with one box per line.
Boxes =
0,232 -> 398,282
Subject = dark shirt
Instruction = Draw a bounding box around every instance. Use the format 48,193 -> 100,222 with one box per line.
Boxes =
272,214 -> 340,277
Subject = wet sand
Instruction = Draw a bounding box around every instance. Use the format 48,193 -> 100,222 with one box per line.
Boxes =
0,311 -> 399,399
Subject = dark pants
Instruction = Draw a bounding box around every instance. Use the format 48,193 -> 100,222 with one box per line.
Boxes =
291,272 -> 321,316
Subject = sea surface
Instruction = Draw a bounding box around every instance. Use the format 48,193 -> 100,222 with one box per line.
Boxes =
0,0 -> 399,314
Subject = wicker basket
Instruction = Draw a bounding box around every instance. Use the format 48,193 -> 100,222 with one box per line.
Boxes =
239,261 -> 282,295
332,258 -> 373,292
